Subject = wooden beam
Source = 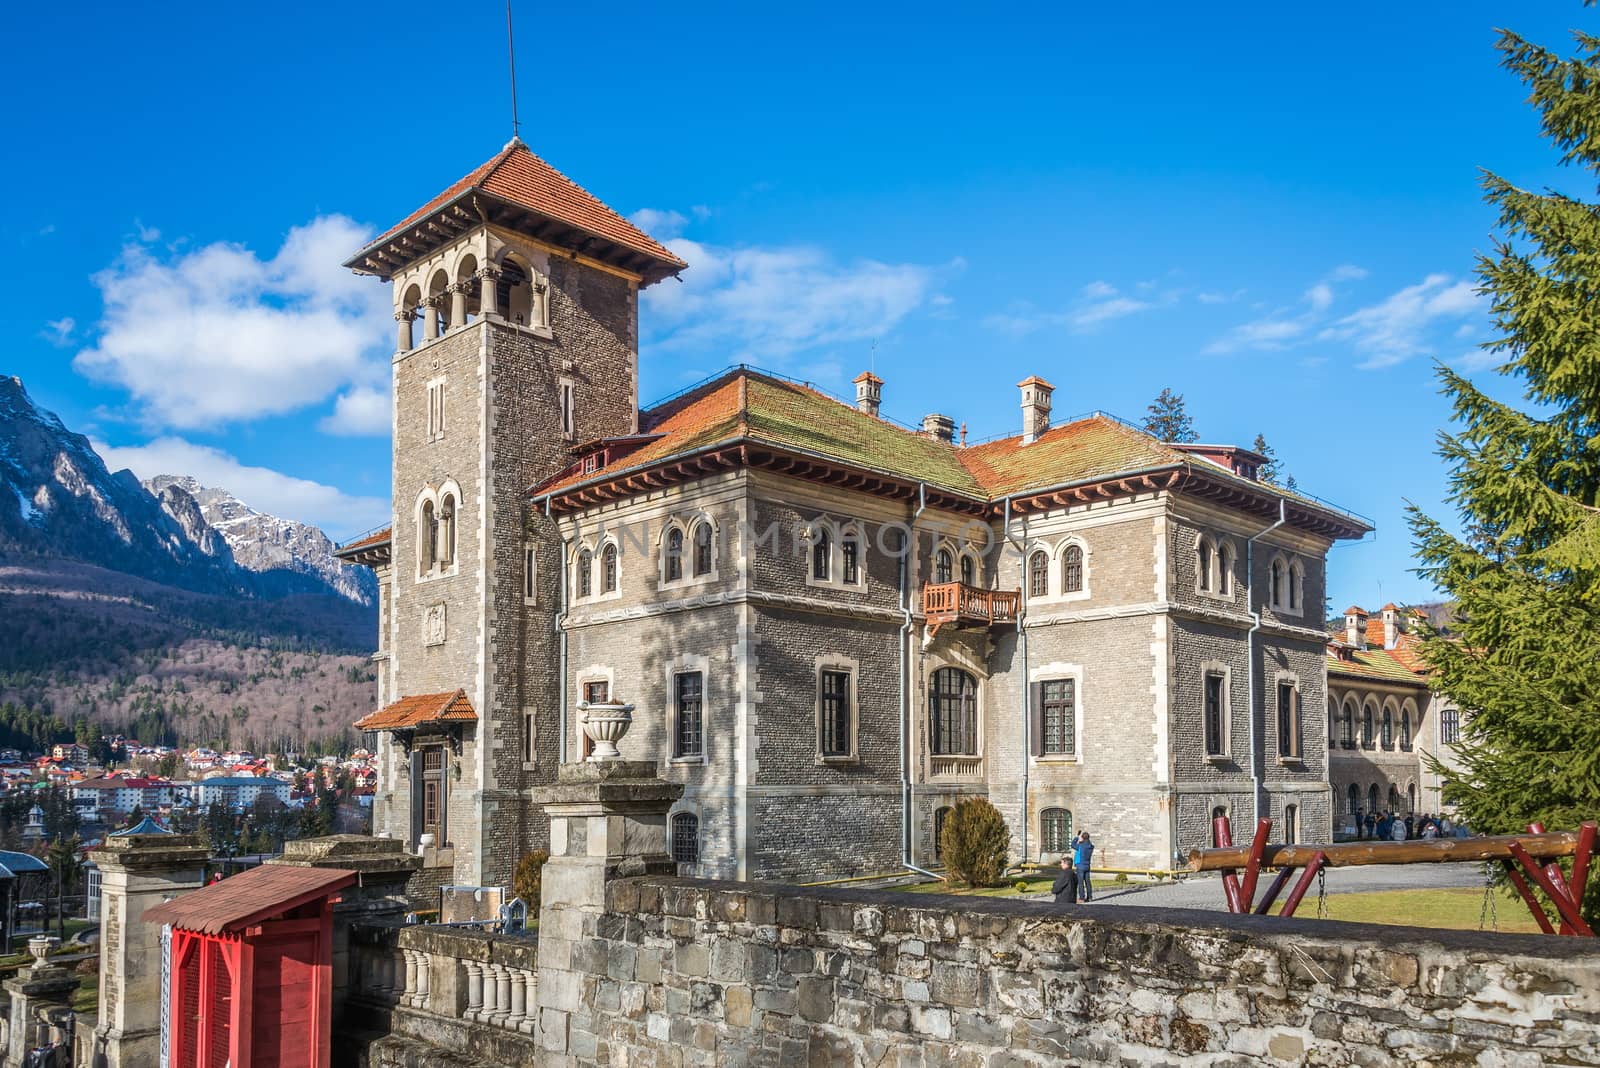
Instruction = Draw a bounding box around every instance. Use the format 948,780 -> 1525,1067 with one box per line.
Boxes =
1189,829 -> 1599,872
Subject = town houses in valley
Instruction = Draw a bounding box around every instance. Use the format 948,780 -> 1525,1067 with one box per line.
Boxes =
334,139 -> 1475,892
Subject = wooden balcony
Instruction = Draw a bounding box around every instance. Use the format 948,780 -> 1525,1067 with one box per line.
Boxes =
922,582 -> 1021,638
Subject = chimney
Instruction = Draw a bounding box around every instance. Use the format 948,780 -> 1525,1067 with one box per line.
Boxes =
1018,375 -> 1055,444
921,413 -> 956,444
853,371 -> 883,417
1381,603 -> 1400,649
1344,606 -> 1368,650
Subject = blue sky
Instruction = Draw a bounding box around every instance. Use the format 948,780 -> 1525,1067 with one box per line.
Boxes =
3,2 -> 1584,611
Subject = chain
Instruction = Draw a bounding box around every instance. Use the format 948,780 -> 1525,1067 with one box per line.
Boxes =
1316,867 -> 1329,919
1479,863 -> 1498,932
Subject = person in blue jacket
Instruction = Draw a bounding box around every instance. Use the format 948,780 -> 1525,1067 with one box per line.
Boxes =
1073,831 -> 1095,902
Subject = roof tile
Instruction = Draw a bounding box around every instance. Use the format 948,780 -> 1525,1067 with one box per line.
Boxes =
142,864 -> 356,935
355,690 -> 477,732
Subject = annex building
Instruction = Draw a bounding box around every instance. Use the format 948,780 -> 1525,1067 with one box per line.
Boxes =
335,140 -> 1371,891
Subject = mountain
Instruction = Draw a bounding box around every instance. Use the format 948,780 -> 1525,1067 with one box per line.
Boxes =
0,376 -> 246,594
146,475 -> 377,606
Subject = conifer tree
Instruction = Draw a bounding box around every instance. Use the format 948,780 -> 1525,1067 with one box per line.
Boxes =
1143,388 -> 1197,443
1408,14 -> 1600,919
1252,434 -> 1298,490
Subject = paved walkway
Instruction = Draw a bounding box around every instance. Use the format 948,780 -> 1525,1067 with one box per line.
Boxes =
1066,862 -> 1488,912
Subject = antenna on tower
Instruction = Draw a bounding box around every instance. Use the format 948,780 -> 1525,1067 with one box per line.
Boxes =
506,0 -> 522,139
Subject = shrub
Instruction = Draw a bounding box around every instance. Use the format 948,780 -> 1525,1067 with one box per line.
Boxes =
513,849 -> 549,909
1114,872 -> 1130,884
939,798 -> 1010,888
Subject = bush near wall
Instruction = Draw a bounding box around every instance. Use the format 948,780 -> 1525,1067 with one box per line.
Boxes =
940,798 -> 1009,888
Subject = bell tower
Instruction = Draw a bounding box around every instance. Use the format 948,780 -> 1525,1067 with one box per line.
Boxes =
342,139 -> 687,888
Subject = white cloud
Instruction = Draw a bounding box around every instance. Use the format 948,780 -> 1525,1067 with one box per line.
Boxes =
983,281 -> 1163,337
1196,289 -> 1245,305
41,317 -> 75,347
1322,273 -> 1481,369
1454,348 -> 1504,373
1082,280 -> 1119,300
1305,283 -> 1335,313
641,236 -> 938,361
629,208 -> 690,240
92,436 -> 388,534
319,385 -> 391,436
1070,295 -> 1151,329
73,215 -> 392,429
1204,264 -> 1371,354
1327,264 -> 1369,282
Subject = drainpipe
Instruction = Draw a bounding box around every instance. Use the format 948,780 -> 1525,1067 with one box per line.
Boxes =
1001,496 -> 1030,868
1245,498 -> 1288,823
901,483 -> 938,879
548,495 -> 572,764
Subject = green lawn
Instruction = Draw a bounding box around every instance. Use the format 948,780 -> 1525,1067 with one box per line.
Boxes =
1269,886 -> 1543,933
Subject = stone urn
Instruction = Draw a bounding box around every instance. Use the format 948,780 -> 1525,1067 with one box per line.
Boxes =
27,935 -> 57,972
579,700 -> 635,761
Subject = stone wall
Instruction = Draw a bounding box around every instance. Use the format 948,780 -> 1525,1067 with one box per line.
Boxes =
556,876 -> 1600,1067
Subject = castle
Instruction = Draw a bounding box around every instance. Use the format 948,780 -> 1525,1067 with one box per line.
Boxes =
335,140 -> 1373,891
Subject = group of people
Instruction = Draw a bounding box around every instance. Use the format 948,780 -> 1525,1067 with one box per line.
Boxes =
1352,809 -> 1457,841
1051,831 -> 1095,903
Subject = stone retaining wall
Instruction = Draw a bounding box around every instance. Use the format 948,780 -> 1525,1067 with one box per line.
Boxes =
556,876 -> 1600,1067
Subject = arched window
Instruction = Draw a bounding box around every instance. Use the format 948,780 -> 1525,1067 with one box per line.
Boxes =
1041,808 -> 1073,854
693,522 -> 713,577
959,553 -> 976,586
1218,543 -> 1233,596
1367,783 -> 1380,815
1342,699 -> 1356,746
935,548 -> 953,585
602,544 -> 619,593
664,527 -> 685,582
1196,540 -> 1212,592
1062,544 -> 1084,594
933,806 -> 952,859
1388,785 -> 1400,812
812,528 -> 832,581
577,548 -> 593,598
1271,559 -> 1285,608
1288,561 -> 1303,611
841,526 -> 861,585
437,493 -> 456,567
1347,783 -> 1360,816
1362,704 -> 1375,748
670,812 -> 700,864
1381,709 -> 1394,749
1406,783 -> 1416,814
929,667 -> 978,755
1400,708 -> 1413,749
1027,551 -> 1048,598
420,499 -> 437,574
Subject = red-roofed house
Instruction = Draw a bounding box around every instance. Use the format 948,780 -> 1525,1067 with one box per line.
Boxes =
334,142 -> 1373,888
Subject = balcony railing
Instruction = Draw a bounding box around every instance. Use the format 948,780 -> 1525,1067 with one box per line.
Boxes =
922,582 -> 1021,637
928,754 -> 984,781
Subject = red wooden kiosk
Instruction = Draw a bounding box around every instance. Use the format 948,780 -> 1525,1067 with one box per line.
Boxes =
143,863 -> 357,1067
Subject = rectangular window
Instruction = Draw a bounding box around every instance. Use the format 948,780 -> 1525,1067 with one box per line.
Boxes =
523,711 -> 536,765
421,747 -> 444,837
674,672 -> 704,758
560,380 -> 576,440
1277,682 -> 1299,759
523,544 -> 537,604
820,669 -> 852,757
426,379 -> 445,442
842,538 -> 860,585
1441,706 -> 1460,745
583,680 -> 609,706
1040,678 -> 1076,756
1204,671 -> 1226,757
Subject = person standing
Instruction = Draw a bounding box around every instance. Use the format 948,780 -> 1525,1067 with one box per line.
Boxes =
1051,856 -> 1079,905
1074,831 -> 1095,902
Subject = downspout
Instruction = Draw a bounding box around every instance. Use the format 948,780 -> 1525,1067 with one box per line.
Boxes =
1001,496 -> 1030,869
1245,498 -> 1288,823
547,494 -> 572,765
901,483 -> 938,878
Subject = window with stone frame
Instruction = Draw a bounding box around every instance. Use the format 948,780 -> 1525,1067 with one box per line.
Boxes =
1367,783 -> 1379,814
693,522 -> 713,577
935,548 -> 954,585
1284,804 -> 1299,844
812,528 -> 831,582
602,543 -> 619,593
1441,706 -> 1460,745
1041,808 -> 1073,853
1217,543 -> 1234,595
436,494 -> 456,567
1276,681 -> 1300,759
1406,783 -> 1416,813
819,669 -> 852,758
841,529 -> 861,585
559,380 -> 576,441
1400,709 -> 1413,750
929,667 -> 978,756
577,548 -> 593,598
583,680 -> 610,705
420,746 -> 445,841
670,812 -> 700,864
1341,698 -> 1356,747
674,671 -> 704,759
1032,678 -> 1076,757
1381,709 -> 1394,749
523,544 -> 537,604
1196,539 -> 1213,592
523,711 -> 536,765
1062,544 -> 1084,594
665,528 -> 685,582
1288,560 -> 1304,612
1362,704 -> 1375,748
1347,783 -> 1360,816
426,378 -> 446,442
420,500 -> 437,575
1027,551 -> 1048,598
1270,558 -> 1285,608
1203,671 -> 1227,757
959,552 -> 976,586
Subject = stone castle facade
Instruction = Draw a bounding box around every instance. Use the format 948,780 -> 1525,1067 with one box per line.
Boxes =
336,140 -> 1372,892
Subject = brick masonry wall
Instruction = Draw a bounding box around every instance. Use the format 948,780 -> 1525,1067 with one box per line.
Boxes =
554,876 -> 1600,1068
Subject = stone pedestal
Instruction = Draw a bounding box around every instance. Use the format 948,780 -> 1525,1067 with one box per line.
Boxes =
532,760 -> 681,1064
270,834 -> 422,1028
86,831 -> 208,1068
4,964 -> 77,1068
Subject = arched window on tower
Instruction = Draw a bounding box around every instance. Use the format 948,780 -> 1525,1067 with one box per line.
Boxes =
602,543 -> 619,593
1218,543 -> 1234,595
1196,539 -> 1213,592
693,522 -> 713,577
436,492 -> 456,568
1271,559 -> 1285,609
812,528 -> 831,582
665,527 -> 685,582
1027,551 -> 1048,598
419,499 -> 437,574
1062,544 -> 1084,594
1381,709 -> 1394,749
577,548 -> 593,598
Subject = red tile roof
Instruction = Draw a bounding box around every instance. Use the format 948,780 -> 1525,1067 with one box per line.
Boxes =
142,864 -> 356,935
338,527 -> 391,553
354,140 -> 686,276
355,690 -> 477,732
958,416 -> 1186,498
1327,645 -> 1427,686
